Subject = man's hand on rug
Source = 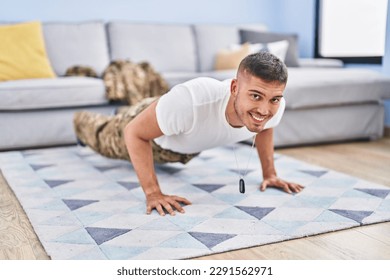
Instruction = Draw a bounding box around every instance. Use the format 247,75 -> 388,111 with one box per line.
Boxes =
146,192 -> 192,216
260,175 -> 304,194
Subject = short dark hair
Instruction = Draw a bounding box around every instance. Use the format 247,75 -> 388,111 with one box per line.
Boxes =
238,51 -> 288,84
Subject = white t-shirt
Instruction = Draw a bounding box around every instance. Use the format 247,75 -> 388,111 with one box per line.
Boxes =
154,77 -> 285,154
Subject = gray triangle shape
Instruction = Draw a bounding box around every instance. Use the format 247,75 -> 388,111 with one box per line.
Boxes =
63,199 -> 99,211
45,180 -> 73,188
235,206 -> 275,220
355,188 -> 390,199
199,156 -> 213,161
300,170 -> 328,177
229,169 -> 254,175
157,165 -> 183,174
94,165 -> 122,172
189,232 -> 236,249
118,181 -> 139,190
30,164 -> 54,171
329,209 -> 373,224
192,184 -> 225,193
86,227 -> 131,245
22,151 -> 40,156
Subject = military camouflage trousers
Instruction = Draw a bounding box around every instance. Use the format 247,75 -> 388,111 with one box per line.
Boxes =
73,97 -> 199,164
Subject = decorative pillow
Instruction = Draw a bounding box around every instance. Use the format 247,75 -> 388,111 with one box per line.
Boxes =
239,30 -> 300,67
214,43 -> 251,71
0,21 -> 56,81
230,40 -> 290,62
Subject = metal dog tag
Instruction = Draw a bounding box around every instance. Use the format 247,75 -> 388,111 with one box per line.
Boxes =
239,178 -> 245,193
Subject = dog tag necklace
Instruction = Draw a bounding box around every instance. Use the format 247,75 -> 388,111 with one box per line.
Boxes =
226,113 -> 257,193
231,135 -> 256,193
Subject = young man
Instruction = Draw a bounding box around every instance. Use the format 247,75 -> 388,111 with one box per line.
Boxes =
74,52 -> 304,216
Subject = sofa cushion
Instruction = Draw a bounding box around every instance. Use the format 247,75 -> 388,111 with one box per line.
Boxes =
284,68 -> 390,109
0,21 -> 56,81
211,39 -> 290,73
240,30 -> 300,67
214,43 -> 251,71
194,24 -> 240,72
0,77 -> 107,110
0,105 -> 118,150
43,21 -> 110,77
108,22 -> 197,73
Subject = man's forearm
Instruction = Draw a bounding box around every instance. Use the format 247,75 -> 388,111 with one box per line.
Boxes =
256,128 -> 277,178
124,130 -> 161,196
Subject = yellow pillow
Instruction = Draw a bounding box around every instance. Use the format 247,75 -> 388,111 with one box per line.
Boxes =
214,43 -> 251,71
0,21 -> 56,81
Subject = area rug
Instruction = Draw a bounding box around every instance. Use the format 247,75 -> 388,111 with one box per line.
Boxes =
0,144 -> 389,260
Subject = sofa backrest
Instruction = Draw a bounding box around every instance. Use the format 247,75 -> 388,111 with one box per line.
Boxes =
193,24 -> 268,73
43,21 -> 110,77
107,22 -> 197,73
193,24 -> 240,72
37,21 -> 269,77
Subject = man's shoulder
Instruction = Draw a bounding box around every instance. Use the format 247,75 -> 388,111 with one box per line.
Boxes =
181,77 -> 231,94
183,76 -> 231,87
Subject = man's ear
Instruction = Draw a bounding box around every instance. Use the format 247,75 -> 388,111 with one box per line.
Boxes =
230,79 -> 238,97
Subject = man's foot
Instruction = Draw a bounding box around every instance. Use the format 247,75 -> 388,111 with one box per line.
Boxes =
76,136 -> 86,147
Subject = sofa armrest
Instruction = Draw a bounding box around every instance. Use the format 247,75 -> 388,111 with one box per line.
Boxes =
298,58 -> 344,68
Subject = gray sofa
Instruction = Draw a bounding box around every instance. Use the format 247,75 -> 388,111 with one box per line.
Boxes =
1,21 -> 390,151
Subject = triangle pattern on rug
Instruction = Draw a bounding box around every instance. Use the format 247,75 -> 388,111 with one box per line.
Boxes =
300,170 -> 328,177
329,209 -> 373,224
86,227 -> 131,245
188,232 -> 236,249
63,199 -> 99,211
94,165 -> 122,172
198,156 -> 213,161
355,188 -> 390,199
45,180 -> 73,188
235,206 -> 275,220
30,164 -> 54,171
192,184 -> 225,193
117,181 -> 140,191
157,165 -> 183,174
159,233 -> 209,249
3,145 -> 390,260
229,169 -> 254,175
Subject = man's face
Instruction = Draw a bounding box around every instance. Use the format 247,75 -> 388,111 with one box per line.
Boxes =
231,71 -> 285,133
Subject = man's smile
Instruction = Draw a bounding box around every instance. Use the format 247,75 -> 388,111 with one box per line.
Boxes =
249,112 -> 267,122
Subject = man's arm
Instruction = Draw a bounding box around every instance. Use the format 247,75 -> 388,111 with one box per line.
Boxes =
123,100 -> 191,216
255,128 -> 303,193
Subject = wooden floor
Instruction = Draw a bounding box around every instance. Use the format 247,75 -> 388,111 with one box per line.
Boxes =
0,138 -> 389,260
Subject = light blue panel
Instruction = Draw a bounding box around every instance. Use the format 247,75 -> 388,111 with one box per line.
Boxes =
383,3 -> 390,124
384,99 -> 390,126
382,0 -> 390,75
266,0 -> 316,58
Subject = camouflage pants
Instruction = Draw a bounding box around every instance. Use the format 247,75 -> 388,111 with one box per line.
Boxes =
73,97 -> 198,164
